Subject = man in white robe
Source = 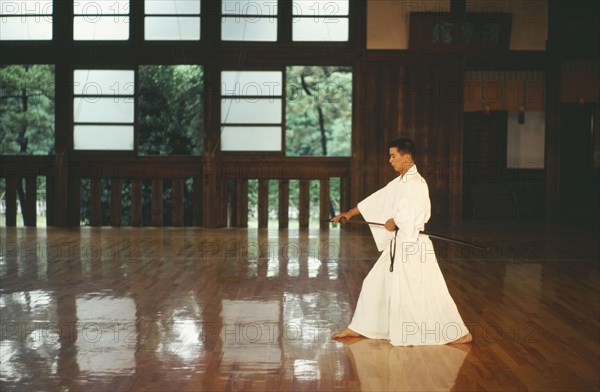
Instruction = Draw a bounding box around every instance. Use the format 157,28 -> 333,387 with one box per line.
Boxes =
332,138 -> 472,346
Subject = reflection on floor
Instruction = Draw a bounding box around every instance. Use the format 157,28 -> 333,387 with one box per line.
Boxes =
1,223 -> 598,391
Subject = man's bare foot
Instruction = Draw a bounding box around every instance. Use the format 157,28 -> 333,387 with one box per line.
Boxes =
332,327 -> 362,339
448,332 -> 472,345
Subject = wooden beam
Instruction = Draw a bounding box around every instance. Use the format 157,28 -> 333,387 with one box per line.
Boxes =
151,179 -> 163,227
545,58 -> 561,220
69,177 -> 80,227
202,156 -> 218,228
171,179 -> 184,227
340,176 -> 351,213
5,178 -> 17,226
449,62 -> 465,228
45,177 -> 55,226
236,180 -> 249,228
110,179 -> 122,227
319,179 -> 330,229
299,180 -> 310,228
53,63 -> 72,226
24,177 -> 37,227
258,179 -> 269,228
130,179 -> 142,227
89,179 -> 101,227
278,180 -> 289,229
193,176 -> 203,227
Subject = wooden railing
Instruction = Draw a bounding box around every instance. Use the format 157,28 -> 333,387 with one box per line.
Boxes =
1,156 -> 351,228
70,157 -> 203,227
1,156 -> 53,227
222,157 -> 351,229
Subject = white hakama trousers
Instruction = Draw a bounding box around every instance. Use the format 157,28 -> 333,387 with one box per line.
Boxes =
348,234 -> 469,346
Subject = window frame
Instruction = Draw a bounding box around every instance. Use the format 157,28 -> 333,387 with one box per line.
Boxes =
219,66 -> 286,155
144,0 -> 202,42
71,66 -> 138,154
0,0 -> 54,41
72,0 -> 131,41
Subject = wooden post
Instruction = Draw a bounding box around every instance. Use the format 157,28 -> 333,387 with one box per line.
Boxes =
110,179 -> 122,227
258,179 -> 269,228
130,179 -> 142,226
151,179 -> 163,226
319,179 -> 330,229
89,179 -> 101,227
299,180 -> 309,228
5,178 -> 17,226
171,178 -> 184,227
278,180 -> 289,229
236,180 -> 249,228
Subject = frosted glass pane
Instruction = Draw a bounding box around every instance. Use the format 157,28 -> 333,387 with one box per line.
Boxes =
222,0 -> 277,15
221,71 -> 282,96
74,70 -> 135,95
221,17 -> 276,41
74,98 -> 134,123
74,16 -> 129,40
293,0 -> 349,16
145,17 -> 200,40
74,0 -> 129,14
0,0 -> 53,15
74,125 -> 134,150
221,98 -> 281,123
293,18 -> 348,41
0,16 -> 52,40
221,126 -> 281,151
145,0 -> 200,14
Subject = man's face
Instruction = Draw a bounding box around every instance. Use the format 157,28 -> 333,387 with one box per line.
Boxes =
389,147 -> 410,173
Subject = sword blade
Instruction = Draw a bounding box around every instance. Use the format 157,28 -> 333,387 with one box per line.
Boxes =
324,219 -> 489,251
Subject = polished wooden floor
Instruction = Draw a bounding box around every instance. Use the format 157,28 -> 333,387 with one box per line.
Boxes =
1,222 -> 599,391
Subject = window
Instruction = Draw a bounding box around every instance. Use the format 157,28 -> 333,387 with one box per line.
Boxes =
73,69 -> 135,150
221,0 -> 277,41
292,0 -> 349,42
145,0 -> 201,41
74,0 -> 130,40
220,70 -> 282,151
218,66 -> 352,154
0,65 -> 55,155
138,65 -> 204,155
0,0 -> 53,40
286,66 -> 352,156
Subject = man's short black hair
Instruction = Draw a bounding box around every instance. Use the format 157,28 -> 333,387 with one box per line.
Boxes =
388,138 -> 416,160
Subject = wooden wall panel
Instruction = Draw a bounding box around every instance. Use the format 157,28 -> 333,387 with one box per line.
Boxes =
363,61 -> 464,225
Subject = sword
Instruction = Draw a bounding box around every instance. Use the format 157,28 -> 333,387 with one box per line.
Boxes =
325,218 -> 489,251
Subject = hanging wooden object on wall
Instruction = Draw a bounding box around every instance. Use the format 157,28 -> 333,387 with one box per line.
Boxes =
409,12 -> 512,52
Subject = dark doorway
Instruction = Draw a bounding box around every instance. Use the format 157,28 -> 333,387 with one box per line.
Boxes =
463,111 -> 512,219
